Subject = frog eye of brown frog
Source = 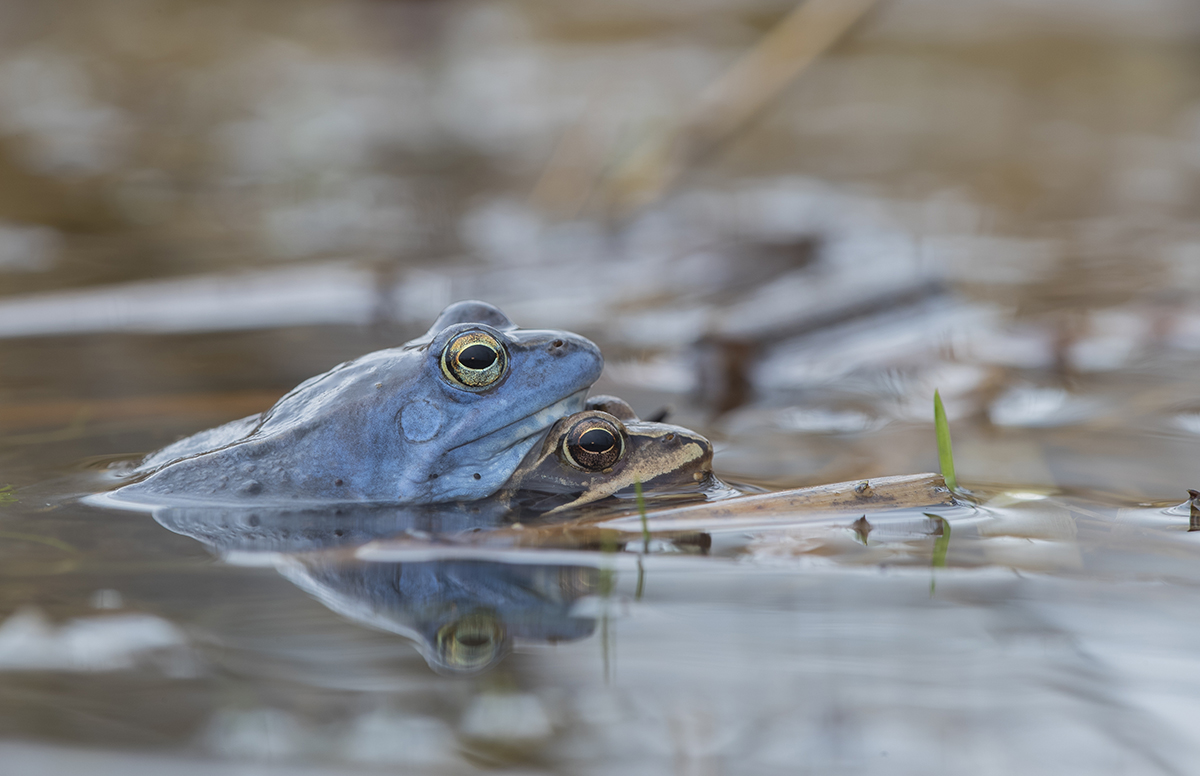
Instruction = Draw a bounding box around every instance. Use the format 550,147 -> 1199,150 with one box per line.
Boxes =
561,414 -> 625,471
440,330 -> 508,390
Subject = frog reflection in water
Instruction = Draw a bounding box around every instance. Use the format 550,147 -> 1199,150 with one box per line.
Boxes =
278,556 -> 600,675
109,301 -> 604,506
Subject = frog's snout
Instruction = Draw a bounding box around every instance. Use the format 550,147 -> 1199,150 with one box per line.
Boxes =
680,433 -> 715,472
545,335 -> 597,362
506,329 -> 603,398
545,332 -> 604,385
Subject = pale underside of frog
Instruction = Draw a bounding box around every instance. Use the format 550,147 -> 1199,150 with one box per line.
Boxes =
108,301 -> 604,506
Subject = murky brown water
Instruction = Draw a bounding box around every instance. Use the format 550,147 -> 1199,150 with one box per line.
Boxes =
4,0 -> 1200,773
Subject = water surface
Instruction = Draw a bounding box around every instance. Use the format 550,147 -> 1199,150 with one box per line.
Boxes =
4,0 -> 1200,772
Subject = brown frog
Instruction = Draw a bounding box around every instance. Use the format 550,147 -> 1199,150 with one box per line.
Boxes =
505,395 -> 716,513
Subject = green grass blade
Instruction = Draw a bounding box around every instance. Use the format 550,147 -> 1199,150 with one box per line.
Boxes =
635,480 -> 650,600
635,480 -> 650,553
933,390 -> 958,492
926,512 -> 951,595
0,531 -> 77,553
926,513 -> 951,568
596,528 -> 619,683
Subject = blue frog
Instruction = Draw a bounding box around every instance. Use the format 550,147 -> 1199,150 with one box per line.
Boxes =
110,301 -> 603,505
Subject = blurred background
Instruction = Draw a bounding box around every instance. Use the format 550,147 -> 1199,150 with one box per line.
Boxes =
4,0 -> 1200,499
5,2 -> 1200,773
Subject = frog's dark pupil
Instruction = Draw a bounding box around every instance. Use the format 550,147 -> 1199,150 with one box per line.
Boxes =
579,428 -> 615,453
458,344 -> 497,370
456,631 -> 492,648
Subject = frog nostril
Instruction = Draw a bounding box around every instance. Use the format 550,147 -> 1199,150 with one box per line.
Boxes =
548,339 -> 565,352
663,433 -> 675,442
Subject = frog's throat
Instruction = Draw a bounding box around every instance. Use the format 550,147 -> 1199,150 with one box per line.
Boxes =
396,390 -> 589,502
443,390 -> 589,457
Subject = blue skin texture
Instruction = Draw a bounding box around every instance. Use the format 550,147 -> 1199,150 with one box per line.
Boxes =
112,301 -> 604,505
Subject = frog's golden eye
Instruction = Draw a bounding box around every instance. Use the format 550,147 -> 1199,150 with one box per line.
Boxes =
562,415 -> 625,472
436,612 -> 506,671
441,331 -> 507,390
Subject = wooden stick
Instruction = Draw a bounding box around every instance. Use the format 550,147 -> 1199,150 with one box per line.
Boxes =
602,472 -> 953,531
357,473 -> 952,555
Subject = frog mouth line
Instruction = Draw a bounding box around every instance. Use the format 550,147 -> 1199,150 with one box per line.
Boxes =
449,390 -> 589,456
